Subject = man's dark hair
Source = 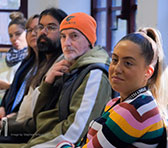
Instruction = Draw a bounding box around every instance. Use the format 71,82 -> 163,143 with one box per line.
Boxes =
38,7 -> 67,55
30,8 -> 67,90
39,7 -> 67,24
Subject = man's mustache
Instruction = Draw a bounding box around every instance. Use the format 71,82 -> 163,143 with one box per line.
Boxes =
38,34 -> 49,43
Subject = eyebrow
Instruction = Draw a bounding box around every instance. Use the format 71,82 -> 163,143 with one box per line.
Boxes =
47,23 -> 58,26
28,25 -> 38,29
60,31 -> 79,36
39,23 -> 58,26
112,53 -> 136,61
70,32 -> 79,35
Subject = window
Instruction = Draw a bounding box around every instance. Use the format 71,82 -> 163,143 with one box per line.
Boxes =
91,0 -> 137,55
0,0 -> 27,48
0,0 -> 20,9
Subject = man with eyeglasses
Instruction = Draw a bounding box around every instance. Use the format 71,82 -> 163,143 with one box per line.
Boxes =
0,7 -> 67,145
36,9 -> 64,57
0,12 -> 114,148
24,12 -> 113,148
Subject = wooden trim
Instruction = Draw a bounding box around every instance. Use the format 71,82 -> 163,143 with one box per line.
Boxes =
91,0 -> 137,55
127,0 -> 137,33
20,0 -> 28,18
106,0 -> 112,55
93,6 -> 121,13
0,9 -> 17,12
0,48 -> 10,52
0,0 -> 28,17
91,0 -> 97,18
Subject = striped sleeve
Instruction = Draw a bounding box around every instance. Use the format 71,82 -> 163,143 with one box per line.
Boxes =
83,95 -> 165,147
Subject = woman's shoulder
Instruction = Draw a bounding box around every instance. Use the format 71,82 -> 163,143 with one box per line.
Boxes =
128,91 -> 160,117
104,97 -> 120,111
129,91 -> 155,108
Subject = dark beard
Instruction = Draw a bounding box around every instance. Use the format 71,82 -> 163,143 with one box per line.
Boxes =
37,34 -> 61,54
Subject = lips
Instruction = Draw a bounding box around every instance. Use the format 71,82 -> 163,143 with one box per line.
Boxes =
39,38 -> 46,43
31,37 -> 37,42
111,76 -> 124,82
65,50 -> 74,54
13,42 -> 19,48
63,47 -> 75,54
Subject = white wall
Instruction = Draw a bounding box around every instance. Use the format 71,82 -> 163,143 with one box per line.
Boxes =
136,0 -> 157,28
28,0 -> 91,17
28,0 -> 58,17
158,0 -> 168,61
57,0 -> 91,15
137,0 -> 168,62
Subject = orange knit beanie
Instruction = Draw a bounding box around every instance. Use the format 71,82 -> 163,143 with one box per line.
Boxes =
60,12 -> 97,46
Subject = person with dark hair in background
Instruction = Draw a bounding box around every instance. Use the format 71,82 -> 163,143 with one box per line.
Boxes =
0,12 -> 28,90
15,7 -> 67,123
0,14 -> 41,120
0,8 -> 67,144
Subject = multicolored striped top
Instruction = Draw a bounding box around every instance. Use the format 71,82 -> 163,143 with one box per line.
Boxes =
83,90 -> 166,148
56,89 -> 167,148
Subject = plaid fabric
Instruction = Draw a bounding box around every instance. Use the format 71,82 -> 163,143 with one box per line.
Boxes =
5,47 -> 28,67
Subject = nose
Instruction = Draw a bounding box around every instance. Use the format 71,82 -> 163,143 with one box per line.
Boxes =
64,36 -> 71,46
32,30 -> 37,36
39,27 -> 48,35
10,35 -> 17,44
114,62 -> 123,74
38,30 -> 47,38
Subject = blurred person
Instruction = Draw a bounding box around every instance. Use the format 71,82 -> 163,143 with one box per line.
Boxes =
0,12 -> 113,148
0,12 -> 28,90
25,12 -> 112,148
0,8 -> 67,143
16,7 -> 67,122
0,14 -> 41,121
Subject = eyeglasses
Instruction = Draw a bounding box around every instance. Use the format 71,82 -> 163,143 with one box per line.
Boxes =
36,24 -> 59,33
26,25 -> 39,34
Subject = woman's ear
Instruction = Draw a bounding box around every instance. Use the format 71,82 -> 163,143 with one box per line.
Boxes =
145,65 -> 154,79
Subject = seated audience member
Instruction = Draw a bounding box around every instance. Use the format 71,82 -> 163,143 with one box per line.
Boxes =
0,12 -> 113,148
0,11 -> 28,90
16,7 -> 67,123
56,27 -> 168,148
0,14 -> 39,120
0,14 -> 41,142
0,8 -> 67,143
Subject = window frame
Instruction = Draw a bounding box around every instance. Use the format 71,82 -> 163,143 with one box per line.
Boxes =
91,0 -> 137,55
0,0 -> 28,48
